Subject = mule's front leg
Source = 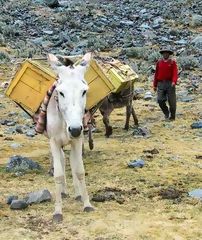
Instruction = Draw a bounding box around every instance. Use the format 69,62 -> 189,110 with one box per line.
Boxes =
124,104 -> 132,130
132,106 -> 139,126
103,114 -> 113,137
61,149 -> 68,198
70,139 -> 94,212
50,139 -> 64,222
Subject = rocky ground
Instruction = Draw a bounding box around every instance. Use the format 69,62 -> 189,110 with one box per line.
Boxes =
0,0 -> 202,240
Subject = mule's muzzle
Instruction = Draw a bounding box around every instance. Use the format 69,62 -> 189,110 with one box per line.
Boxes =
68,126 -> 82,138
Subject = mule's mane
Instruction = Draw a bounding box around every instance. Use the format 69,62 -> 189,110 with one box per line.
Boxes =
57,56 -> 74,67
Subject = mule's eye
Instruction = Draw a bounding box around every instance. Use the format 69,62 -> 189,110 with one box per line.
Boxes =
82,90 -> 87,96
59,92 -> 65,97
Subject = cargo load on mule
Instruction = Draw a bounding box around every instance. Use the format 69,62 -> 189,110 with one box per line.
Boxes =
5,54 -> 138,148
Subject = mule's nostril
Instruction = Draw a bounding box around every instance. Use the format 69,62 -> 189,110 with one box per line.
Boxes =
69,126 -> 82,138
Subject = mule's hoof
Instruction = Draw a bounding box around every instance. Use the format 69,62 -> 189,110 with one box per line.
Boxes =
48,168 -> 54,177
75,195 -> 82,202
84,206 -> 94,212
105,126 -> 112,137
61,192 -> 68,199
105,132 -> 112,138
53,213 -> 63,223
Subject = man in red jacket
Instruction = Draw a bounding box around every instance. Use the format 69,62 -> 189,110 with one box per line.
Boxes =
153,48 -> 178,121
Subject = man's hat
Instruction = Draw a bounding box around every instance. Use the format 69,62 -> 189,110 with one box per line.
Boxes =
159,48 -> 174,55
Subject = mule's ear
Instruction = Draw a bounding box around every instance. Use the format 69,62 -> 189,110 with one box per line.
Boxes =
47,54 -> 61,70
80,52 -> 92,66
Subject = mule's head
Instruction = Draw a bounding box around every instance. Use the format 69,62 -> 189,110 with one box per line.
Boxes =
48,53 -> 91,138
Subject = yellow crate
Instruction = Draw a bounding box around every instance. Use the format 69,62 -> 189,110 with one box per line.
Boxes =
5,59 -> 115,113
84,59 -> 114,109
107,62 -> 138,93
5,60 -> 56,113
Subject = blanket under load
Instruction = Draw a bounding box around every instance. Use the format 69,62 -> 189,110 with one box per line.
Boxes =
34,82 -> 56,134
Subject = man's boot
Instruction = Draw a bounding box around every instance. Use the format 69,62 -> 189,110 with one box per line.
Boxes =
158,100 -> 169,119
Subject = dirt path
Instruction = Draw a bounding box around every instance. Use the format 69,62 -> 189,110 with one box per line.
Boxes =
0,79 -> 202,240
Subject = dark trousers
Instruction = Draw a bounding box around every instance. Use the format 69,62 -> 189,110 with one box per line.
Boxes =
157,81 -> 176,119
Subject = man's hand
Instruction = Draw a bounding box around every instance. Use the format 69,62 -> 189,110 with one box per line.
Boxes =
153,86 -> 157,92
171,82 -> 176,87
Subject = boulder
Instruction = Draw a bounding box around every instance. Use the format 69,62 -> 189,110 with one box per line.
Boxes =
191,121 -> 202,129
191,14 -> 202,27
192,35 -> 202,50
26,189 -> 52,204
6,155 -> 41,173
6,195 -> 18,205
188,189 -> 202,200
45,0 -> 59,8
10,200 -> 28,210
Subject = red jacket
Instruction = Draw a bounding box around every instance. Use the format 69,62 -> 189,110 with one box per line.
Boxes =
153,59 -> 178,88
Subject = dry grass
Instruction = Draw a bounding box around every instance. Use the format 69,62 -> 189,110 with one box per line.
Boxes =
0,70 -> 202,240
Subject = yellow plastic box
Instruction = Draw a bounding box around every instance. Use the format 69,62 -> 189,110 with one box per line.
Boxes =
5,59 -> 115,113
84,59 -> 115,109
5,60 -> 56,113
108,62 -> 138,93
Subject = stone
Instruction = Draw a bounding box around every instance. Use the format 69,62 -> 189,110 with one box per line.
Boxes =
139,9 -> 147,15
127,159 -> 145,168
10,200 -> 28,210
188,189 -> 202,200
191,14 -> 202,27
120,20 -> 134,26
26,189 -> 52,204
31,37 -> 43,45
134,87 -> 144,95
6,121 -> 16,126
199,56 -> 202,69
42,40 -> 53,48
6,155 -> 41,173
142,30 -> 156,40
191,121 -> 202,129
139,23 -> 151,30
15,125 -> 24,134
6,195 -> 18,205
144,91 -> 153,100
42,30 -> 54,35
153,16 -> 164,25
175,39 -> 188,45
159,36 -> 173,43
45,0 -> 59,8
26,130 -> 36,137
152,23 -> 161,29
10,143 -> 22,149
133,127 -> 151,138
14,20 -> 24,28
8,112 -> 18,117
192,35 -> 202,50
179,96 -> 195,102
4,128 -> 16,134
